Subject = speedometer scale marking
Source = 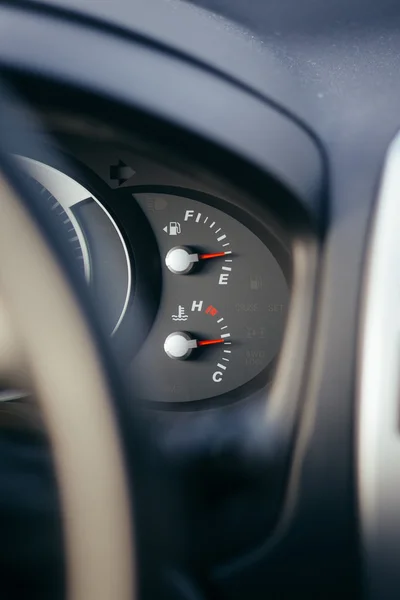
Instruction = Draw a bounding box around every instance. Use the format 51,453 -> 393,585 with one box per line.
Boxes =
29,178 -> 88,277
133,193 -> 289,403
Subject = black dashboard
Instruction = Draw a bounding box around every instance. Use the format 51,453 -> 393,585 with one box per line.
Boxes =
2,0 -> 400,598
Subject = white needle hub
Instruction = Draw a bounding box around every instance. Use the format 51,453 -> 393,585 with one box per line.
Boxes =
165,246 -> 199,275
164,332 -> 198,360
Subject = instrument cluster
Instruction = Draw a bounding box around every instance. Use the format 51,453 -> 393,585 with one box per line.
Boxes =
18,137 -> 292,406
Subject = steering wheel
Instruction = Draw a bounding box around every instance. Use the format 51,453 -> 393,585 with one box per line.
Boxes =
0,87 -> 135,598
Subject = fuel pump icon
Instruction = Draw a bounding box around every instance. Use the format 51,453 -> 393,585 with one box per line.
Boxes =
163,222 -> 181,235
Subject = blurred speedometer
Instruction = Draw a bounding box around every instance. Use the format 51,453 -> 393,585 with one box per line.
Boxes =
29,176 -> 90,280
17,156 -> 131,336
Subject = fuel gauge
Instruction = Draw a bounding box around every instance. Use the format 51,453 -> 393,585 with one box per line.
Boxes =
165,246 -> 231,276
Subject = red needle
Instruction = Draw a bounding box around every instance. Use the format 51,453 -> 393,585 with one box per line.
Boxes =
198,252 -> 228,260
198,339 -> 225,347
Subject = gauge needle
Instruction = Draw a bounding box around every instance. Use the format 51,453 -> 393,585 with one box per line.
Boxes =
164,332 -> 227,359
197,338 -> 225,346
166,246 -> 231,274
198,252 -> 229,260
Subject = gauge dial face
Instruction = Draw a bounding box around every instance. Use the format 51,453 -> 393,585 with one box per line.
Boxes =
132,193 -> 289,403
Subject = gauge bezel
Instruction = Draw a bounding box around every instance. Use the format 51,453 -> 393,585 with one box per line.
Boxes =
43,131 -> 294,409
56,139 -> 293,408
10,121 -> 305,410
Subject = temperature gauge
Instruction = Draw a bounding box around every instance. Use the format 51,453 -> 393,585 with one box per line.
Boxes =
163,301 -> 232,385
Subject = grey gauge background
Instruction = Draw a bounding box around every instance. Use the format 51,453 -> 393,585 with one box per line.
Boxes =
132,193 -> 288,403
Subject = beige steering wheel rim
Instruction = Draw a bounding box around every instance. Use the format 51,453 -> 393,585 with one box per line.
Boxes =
0,170 -> 135,599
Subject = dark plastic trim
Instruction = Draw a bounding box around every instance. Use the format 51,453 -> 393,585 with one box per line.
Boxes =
0,3 -> 324,226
